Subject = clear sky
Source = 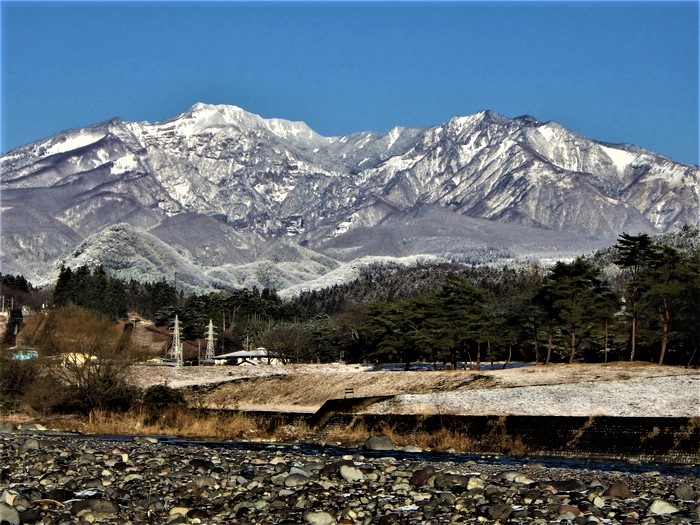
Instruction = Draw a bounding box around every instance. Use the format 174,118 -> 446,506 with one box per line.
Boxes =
1,1 -> 698,165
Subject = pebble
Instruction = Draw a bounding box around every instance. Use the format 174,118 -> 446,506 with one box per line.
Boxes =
0,432 -> 697,524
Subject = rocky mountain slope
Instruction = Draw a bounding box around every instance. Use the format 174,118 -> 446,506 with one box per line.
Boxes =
1,103 -> 698,291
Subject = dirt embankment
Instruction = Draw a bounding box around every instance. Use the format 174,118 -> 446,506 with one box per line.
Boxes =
128,362 -> 700,417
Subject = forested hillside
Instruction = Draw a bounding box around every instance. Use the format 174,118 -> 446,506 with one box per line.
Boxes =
5,229 -> 700,368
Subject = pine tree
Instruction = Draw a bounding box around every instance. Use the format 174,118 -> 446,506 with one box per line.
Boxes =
614,233 -> 654,361
540,258 -> 607,364
53,265 -> 74,306
641,245 -> 692,364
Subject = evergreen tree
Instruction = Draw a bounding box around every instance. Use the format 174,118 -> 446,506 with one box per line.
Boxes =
614,233 -> 654,361
53,265 -> 74,306
642,246 -> 694,364
104,278 -> 128,319
72,265 -> 92,308
540,258 -> 607,364
88,266 -> 109,313
430,275 -> 486,369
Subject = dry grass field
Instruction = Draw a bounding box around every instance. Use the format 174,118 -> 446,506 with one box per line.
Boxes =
129,361 -> 700,417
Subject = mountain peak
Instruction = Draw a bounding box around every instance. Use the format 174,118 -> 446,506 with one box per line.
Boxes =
176,102 -> 258,129
514,114 -> 542,127
169,102 -> 321,142
476,109 -> 511,124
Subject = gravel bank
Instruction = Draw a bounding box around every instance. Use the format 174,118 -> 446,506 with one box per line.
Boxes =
1,430 -> 698,524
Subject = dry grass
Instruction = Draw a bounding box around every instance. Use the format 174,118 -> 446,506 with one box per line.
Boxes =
672,417 -> 700,450
322,420 -> 373,447
61,409 -> 516,455
86,409 -> 261,439
319,420 -> 489,454
202,370 -> 479,410
388,425 -> 477,452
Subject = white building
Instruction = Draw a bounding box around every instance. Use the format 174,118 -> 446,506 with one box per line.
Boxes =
212,348 -> 282,366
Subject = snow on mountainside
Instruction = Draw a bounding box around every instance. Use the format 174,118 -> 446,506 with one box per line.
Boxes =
1,103 -> 698,291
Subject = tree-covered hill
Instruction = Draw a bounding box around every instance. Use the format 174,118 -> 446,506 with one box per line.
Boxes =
6,228 -> 700,368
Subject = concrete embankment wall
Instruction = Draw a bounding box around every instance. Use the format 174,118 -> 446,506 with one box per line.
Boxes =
320,413 -> 700,460
227,403 -> 700,462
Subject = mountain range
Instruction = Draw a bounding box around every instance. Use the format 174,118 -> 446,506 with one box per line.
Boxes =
1,103 -> 698,293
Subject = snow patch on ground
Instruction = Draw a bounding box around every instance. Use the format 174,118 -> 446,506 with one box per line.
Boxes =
364,375 -> 700,417
46,133 -> 105,156
112,153 -> 139,174
600,145 -> 636,172
535,124 -> 558,143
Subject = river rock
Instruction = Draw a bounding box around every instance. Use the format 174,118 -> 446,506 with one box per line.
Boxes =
0,503 -> 20,525
549,479 -> 588,492
17,508 -> 42,524
71,497 -> 119,516
46,488 -> 75,502
487,503 -> 512,521
320,459 -> 355,476
647,499 -> 680,516
674,483 -> 696,501
284,473 -> 310,487
20,423 -> 46,431
1,433 -> 698,524
134,436 -> 158,443
168,506 -> 191,518
364,434 -> 394,451
339,464 -> 364,482
605,482 -> 633,499
409,465 -> 436,487
512,473 -> 535,484
304,510 -> 335,525
19,438 -> 40,452
560,503 -> 582,516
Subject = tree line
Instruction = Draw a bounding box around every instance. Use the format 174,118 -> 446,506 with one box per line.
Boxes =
8,230 -> 700,367
289,232 -> 700,367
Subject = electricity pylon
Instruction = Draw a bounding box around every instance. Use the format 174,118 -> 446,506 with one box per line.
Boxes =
170,315 -> 183,367
205,319 -> 216,361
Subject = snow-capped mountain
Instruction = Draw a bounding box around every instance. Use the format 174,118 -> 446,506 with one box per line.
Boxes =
1,103 -> 698,291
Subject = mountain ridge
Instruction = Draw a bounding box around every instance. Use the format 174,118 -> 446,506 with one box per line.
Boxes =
1,103 -> 698,291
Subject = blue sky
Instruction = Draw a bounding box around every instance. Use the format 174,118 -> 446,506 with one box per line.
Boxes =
1,1 -> 698,165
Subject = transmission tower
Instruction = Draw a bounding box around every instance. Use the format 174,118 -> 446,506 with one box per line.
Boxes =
170,315 -> 183,367
205,319 -> 216,360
